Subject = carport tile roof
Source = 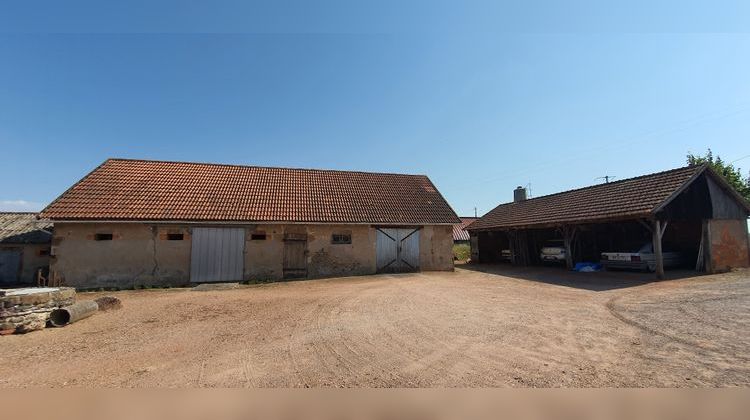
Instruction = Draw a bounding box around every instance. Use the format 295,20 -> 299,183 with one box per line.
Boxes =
468,165 -> 706,231
40,159 -> 460,224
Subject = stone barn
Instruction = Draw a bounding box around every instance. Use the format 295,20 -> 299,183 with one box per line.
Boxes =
40,159 -> 459,289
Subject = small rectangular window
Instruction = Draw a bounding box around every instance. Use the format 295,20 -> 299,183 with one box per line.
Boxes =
251,232 -> 267,240
95,233 -> 113,241
166,233 -> 184,241
332,234 -> 352,244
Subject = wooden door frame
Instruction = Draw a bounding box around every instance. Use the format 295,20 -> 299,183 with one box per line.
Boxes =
282,237 -> 308,279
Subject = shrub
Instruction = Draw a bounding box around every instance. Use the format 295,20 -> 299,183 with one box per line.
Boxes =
453,243 -> 471,261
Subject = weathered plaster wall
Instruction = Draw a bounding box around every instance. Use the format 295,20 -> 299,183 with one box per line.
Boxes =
244,224 -> 284,281
0,244 -> 50,285
306,225 -> 377,278
51,222 -> 454,288
51,223 -> 191,288
708,219 -> 750,273
20,244 -> 50,284
419,225 -> 454,271
243,224 -> 376,280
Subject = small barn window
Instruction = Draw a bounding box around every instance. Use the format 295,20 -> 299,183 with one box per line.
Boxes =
332,233 -> 352,244
94,233 -> 113,241
166,233 -> 184,241
251,232 -> 267,240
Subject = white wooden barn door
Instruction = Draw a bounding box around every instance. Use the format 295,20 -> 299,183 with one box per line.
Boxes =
190,227 -> 245,283
376,228 -> 420,273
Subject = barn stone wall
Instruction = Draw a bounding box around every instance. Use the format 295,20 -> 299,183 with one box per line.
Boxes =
243,224 -> 377,281
419,225 -> 455,271
50,222 -> 454,289
708,219 -> 750,273
50,223 -> 192,289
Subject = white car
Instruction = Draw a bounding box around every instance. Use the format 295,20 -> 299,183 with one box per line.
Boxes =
499,249 -> 511,261
601,243 -> 682,272
540,240 -> 566,263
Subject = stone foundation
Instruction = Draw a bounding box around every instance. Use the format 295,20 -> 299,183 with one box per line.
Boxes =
0,287 -> 76,334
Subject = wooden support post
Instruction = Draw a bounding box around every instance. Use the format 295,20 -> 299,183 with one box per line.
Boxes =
653,219 -> 665,279
695,225 -> 705,272
562,226 -> 577,270
518,231 -> 528,266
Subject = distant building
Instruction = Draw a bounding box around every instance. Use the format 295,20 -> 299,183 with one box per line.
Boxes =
0,213 -> 52,286
453,217 -> 478,244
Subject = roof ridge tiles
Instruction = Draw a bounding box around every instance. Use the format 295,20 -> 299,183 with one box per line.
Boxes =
486,164 -> 704,211
105,157 -> 430,178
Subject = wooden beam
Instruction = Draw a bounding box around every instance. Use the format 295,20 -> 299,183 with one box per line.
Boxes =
660,220 -> 669,237
636,218 -> 653,233
653,219 -> 665,279
695,225 -> 705,272
563,225 -> 577,270
651,164 -> 708,214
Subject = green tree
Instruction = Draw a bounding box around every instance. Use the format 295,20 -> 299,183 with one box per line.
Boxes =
687,149 -> 750,201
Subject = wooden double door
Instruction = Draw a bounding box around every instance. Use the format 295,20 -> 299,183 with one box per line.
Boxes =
376,228 -> 420,273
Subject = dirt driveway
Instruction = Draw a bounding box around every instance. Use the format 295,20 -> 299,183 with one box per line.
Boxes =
1,266 -> 749,387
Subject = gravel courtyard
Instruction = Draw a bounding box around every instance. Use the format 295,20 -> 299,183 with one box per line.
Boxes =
1,266 -> 749,387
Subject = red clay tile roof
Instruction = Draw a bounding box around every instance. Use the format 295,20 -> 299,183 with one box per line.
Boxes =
40,159 -> 460,224
452,217 -> 478,241
468,165 -> 715,231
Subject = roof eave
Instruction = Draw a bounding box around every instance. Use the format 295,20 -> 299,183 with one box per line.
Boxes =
466,212 -> 655,232
44,218 -> 458,226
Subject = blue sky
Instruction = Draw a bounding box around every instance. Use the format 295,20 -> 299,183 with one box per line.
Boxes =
1,1 -> 749,217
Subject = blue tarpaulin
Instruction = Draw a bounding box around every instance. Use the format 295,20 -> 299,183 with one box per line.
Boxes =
574,262 -> 602,272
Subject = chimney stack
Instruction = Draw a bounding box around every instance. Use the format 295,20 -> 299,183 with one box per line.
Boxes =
513,186 -> 527,203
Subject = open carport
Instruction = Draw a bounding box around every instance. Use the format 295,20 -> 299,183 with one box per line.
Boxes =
468,165 -> 750,278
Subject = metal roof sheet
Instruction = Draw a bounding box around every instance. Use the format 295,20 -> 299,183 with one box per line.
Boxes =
452,217 -> 478,241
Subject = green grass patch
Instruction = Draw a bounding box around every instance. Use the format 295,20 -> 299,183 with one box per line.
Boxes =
453,243 -> 471,261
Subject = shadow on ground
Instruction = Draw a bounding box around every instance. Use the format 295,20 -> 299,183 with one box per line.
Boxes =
457,263 -> 704,291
